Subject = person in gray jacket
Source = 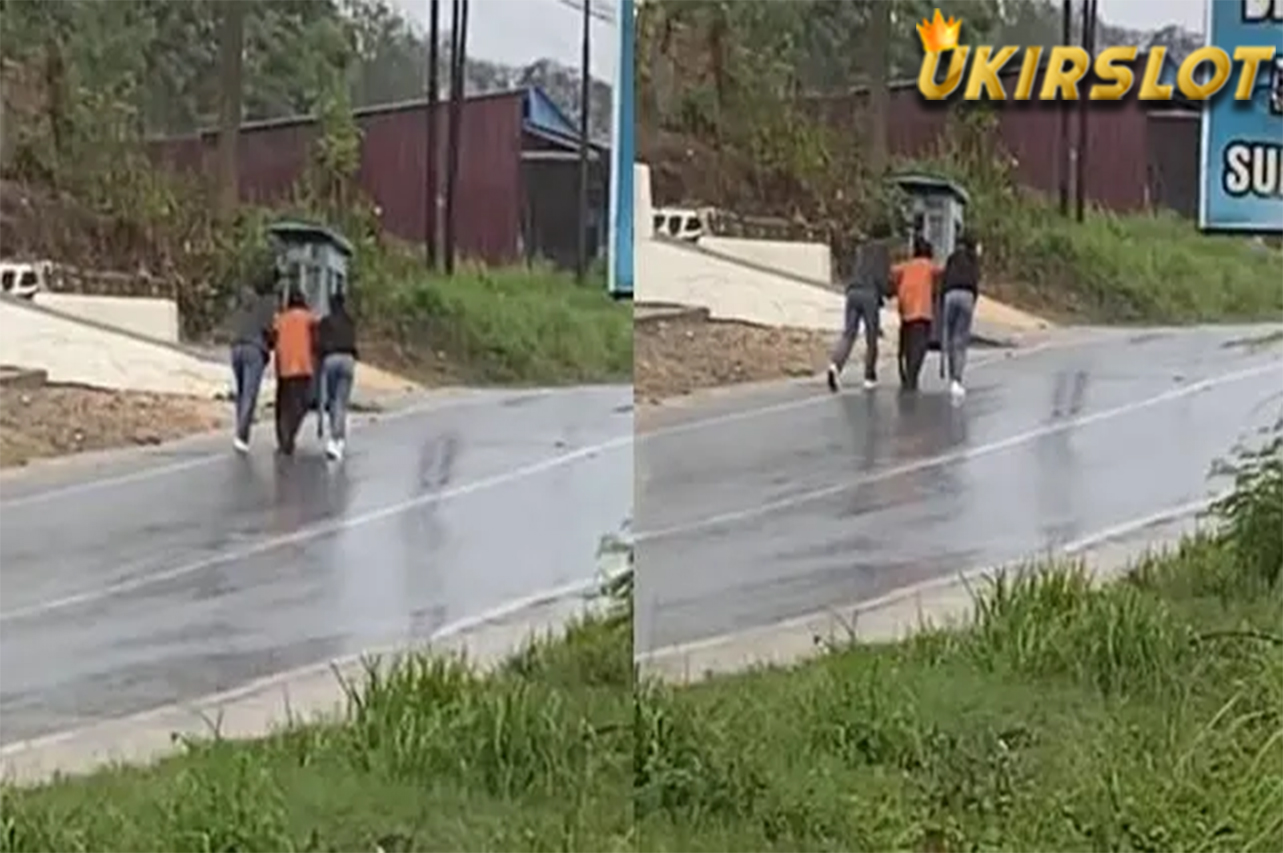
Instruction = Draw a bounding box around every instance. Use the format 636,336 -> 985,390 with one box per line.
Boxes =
828,220 -> 893,392
227,270 -> 278,453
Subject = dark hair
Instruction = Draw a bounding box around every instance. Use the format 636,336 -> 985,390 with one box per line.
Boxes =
330,289 -> 348,315
286,287 -> 308,309
944,235 -> 981,288
913,237 -> 933,258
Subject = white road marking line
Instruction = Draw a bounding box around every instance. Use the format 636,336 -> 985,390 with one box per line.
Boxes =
634,362 -> 1280,542
635,339 -> 1077,443
635,494 -> 1219,664
0,574 -> 611,758
0,434 -> 633,623
0,390 -> 554,510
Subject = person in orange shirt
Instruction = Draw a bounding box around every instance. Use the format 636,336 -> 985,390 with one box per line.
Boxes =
272,287 -> 318,455
891,238 -> 943,392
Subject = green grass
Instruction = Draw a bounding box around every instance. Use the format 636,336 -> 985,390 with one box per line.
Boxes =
212,206 -> 632,387
4,431 -> 1280,853
6,544 -> 1279,853
898,151 -> 1283,325
0,601 -> 634,853
635,536 -> 1283,852
993,206 -> 1283,324
358,257 -> 633,387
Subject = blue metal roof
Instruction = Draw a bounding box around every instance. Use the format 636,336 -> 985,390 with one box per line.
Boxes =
521,86 -> 609,150
524,87 -> 579,138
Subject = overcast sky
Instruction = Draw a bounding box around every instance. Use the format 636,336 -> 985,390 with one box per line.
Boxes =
387,0 -> 1205,84
389,0 -> 620,80
1100,0 -> 1206,33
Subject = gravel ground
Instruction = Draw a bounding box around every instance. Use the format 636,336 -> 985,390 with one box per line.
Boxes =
634,313 -> 834,405
0,384 -> 229,468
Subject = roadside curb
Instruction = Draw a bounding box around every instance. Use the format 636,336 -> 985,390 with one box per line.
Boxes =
0,581 -> 607,787
636,499 -> 1216,684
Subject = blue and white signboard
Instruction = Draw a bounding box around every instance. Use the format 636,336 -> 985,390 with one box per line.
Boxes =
1199,0 -> 1283,232
607,0 -> 635,297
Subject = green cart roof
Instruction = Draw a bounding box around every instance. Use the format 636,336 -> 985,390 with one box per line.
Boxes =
888,173 -> 971,206
268,220 -> 354,256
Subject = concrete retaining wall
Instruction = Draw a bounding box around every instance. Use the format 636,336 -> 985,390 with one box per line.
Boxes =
32,293 -> 180,343
700,236 -> 832,285
0,296 -> 231,398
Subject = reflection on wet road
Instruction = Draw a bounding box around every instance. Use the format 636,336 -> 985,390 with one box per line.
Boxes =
0,386 -> 633,745
635,327 -> 1283,653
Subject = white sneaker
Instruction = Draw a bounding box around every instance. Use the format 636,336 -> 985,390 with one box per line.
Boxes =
949,380 -> 966,399
233,437 -> 249,454
863,377 -> 878,390
325,439 -> 344,461
826,365 -> 841,393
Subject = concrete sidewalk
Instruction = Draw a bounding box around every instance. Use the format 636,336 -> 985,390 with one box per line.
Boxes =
637,238 -> 1046,347
0,294 -> 422,410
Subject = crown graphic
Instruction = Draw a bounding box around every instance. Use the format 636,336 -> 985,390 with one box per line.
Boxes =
917,9 -> 962,53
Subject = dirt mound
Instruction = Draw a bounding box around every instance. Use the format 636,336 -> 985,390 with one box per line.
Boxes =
0,384 -> 228,468
635,312 -> 829,405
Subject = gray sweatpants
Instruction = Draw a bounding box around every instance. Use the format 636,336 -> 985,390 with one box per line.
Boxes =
830,289 -> 881,380
942,289 -> 976,384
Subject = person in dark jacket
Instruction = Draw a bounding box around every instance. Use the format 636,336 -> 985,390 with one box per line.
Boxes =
940,232 -> 982,399
227,271 -> 278,453
827,219 -> 893,392
316,290 -> 359,461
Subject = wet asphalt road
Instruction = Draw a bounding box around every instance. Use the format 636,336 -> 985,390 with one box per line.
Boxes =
635,326 -> 1283,654
0,386 -> 633,745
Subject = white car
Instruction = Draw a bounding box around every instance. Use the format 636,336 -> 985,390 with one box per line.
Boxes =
0,261 -> 51,299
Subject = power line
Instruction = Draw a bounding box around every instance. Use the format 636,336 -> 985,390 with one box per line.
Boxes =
555,0 -> 616,27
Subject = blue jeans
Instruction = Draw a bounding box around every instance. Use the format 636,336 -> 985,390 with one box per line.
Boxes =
320,353 -> 356,441
830,289 -> 880,380
942,289 -> 976,384
230,343 -> 267,442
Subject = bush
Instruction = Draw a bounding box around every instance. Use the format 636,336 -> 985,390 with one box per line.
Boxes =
361,255 -> 632,385
898,110 -> 1283,324
1208,416 -> 1283,588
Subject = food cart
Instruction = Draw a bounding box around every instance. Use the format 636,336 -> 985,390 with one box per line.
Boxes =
267,220 -> 354,428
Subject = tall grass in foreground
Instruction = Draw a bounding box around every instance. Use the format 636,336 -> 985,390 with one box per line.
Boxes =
0,578 -> 634,853
635,421 -> 1283,852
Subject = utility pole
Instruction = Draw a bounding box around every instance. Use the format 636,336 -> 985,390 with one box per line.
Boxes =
216,0 -> 244,221
867,0 -> 890,177
1075,0 -> 1097,222
1058,0 -> 1071,217
426,0 -> 440,269
576,0 -> 591,283
444,0 -> 468,276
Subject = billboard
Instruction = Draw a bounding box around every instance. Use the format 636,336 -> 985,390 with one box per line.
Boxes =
1199,0 -> 1283,233
607,0 -> 635,296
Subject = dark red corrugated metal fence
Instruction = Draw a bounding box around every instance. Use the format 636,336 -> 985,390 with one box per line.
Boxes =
149,92 -> 527,265
805,60 -> 1195,215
